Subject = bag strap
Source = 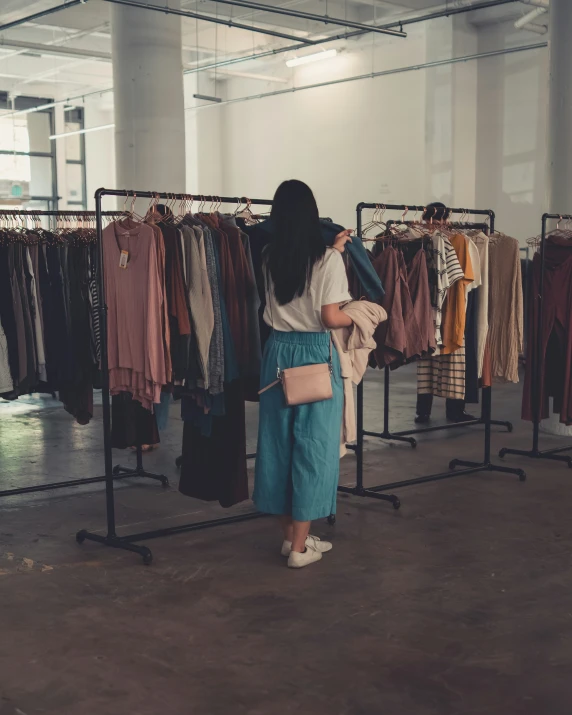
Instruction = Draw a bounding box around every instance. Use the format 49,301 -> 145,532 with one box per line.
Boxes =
258,378 -> 281,395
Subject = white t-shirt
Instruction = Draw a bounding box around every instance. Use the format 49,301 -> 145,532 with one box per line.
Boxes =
264,248 -> 352,332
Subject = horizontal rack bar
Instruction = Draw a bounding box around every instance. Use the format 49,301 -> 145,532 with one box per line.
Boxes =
95,188 -> 273,206
0,210 -> 120,216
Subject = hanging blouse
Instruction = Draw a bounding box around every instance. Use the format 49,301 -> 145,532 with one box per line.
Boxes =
440,233 -> 474,355
431,231 -> 464,347
474,233 -> 489,379
103,221 -> 167,411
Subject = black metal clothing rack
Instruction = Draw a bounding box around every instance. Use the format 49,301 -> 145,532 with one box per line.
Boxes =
500,213 -> 572,468
337,203 -> 526,511
0,208 -> 169,499
366,213 -> 512,449
76,189 -> 274,564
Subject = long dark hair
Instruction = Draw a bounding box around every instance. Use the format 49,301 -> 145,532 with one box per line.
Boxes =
265,180 -> 326,306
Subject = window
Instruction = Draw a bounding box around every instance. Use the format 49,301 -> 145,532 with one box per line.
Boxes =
64,107 -> 87,208
0,92 -> 58,210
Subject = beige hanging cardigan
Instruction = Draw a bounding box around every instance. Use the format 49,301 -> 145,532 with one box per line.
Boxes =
333,301 -> 387,457
488,234 -> 523,383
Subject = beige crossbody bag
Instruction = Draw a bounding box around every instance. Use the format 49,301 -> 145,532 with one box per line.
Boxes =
258,282 -> 334,407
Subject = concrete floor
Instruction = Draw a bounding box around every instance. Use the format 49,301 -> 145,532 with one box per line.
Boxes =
1,366 -> 572,714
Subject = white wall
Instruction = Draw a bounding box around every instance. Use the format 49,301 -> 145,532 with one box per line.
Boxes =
475,24 -> 548,241
84,97 -> 115,210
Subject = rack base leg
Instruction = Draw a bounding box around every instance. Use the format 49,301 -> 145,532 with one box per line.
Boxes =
337,484 -> 401,509
112,463 -> 169,487
488,419 -> 513,433
362,430 -> 417,448
499,446 -> 572,468
76,530 -> 153,565
449,459 -> 527,482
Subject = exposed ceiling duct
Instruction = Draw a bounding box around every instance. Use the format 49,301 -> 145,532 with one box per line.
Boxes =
514,1 -> 549,34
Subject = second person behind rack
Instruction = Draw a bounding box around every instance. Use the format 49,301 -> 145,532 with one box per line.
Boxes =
253,180 -> 354,569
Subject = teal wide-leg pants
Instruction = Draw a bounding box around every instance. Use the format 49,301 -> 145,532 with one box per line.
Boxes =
254,330 -> 343,522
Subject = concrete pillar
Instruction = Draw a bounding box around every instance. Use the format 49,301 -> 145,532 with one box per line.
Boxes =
547,0 -> 572,213
543,0 -> 572,436
111,0 -> 186,201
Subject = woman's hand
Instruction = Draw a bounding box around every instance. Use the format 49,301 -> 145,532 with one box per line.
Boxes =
333,229 -> 353,254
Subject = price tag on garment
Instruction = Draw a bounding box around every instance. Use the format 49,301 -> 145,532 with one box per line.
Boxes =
119,249 -> 129,269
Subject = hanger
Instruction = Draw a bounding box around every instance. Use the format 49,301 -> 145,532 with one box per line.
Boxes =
233,197 -> 245,216
361,205 -> 387,238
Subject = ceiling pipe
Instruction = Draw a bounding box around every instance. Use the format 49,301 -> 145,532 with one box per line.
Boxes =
210,0 -> 406,38
519,0 -> 549,6
0,0 -> 86,33
515,6 -> 548,24
101,0 -> 315,44
515,5 -> 548,32
184,0 -> 524,76
210,69 -> 289,83
519,22 -> 548,33
376,0 -> 520,29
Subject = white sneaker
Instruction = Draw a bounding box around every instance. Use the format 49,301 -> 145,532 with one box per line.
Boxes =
281,535 -> 333,557
287,544 -> 322,569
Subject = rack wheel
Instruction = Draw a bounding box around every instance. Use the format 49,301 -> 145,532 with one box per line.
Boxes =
568,459 -> 572,469
76,530 -> 86,544
175,455 -> 183,468
112,465 -> 121,476
499,448 -> 507,459
142,551 -> 153,566
327,515 -> 336,526
517,470 -> 527,482
392,499 -> 401,510
410,439 -> 417,449
449,460 -> 458,470
506,422 -> 514,433
160,476 -> 170,488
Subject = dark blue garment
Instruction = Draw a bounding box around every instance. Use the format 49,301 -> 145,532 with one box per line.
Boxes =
154,390 -> 171,431
212,235 -> 239,383
180,237 -> 239,437
181,391 -> 225,438
255,217 -> 384,301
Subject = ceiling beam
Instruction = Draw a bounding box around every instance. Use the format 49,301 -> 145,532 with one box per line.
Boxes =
0,0 -> 86,33
0,38 -> 111,61
0,22 -> 110,64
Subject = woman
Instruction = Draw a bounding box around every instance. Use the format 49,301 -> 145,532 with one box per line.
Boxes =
254,180 -> 354,569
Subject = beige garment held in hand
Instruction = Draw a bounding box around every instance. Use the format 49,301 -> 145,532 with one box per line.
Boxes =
332,301 -> 388,457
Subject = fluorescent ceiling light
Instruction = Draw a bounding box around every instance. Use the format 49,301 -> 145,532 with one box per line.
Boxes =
286,49 -> 337,68
50,123 -> 115,140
